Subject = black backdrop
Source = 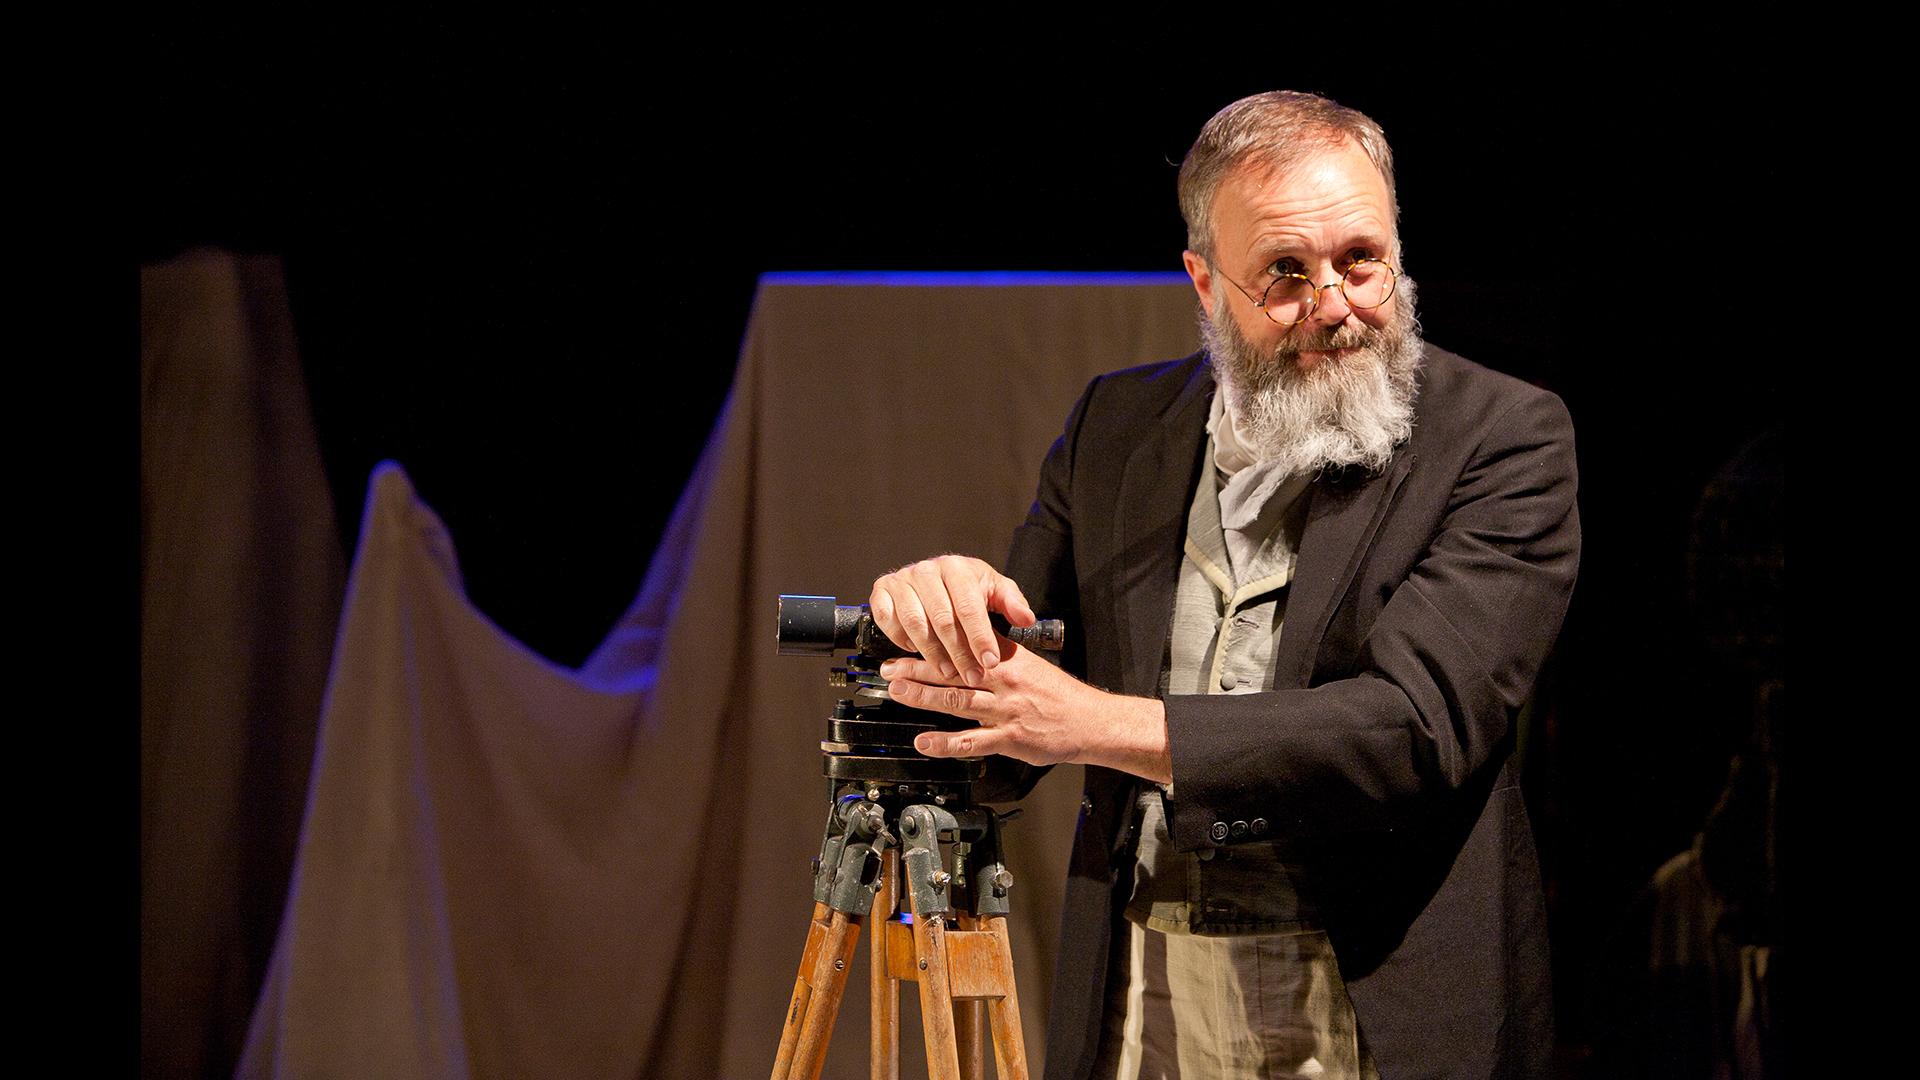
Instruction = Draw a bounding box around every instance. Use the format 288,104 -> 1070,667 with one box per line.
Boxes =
140,12 -> 1788,1076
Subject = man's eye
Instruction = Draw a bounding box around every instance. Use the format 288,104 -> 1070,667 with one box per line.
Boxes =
1268,258 -> 1303,277
1343,249 -> 1377,269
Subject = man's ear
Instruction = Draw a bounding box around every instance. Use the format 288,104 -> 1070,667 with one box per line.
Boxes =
1182,250 -> 1215,316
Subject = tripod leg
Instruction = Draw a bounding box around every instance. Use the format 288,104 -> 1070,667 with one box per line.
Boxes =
777,906 -> 862,1080
870,848 -> 900,1080
771,901 -> 832,1080
910,900 -> 964,1080
953,913 -> 986,1080
981,914 -> 1029,1080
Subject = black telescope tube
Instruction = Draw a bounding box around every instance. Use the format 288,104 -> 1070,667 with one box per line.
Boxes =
776,594 -> 1063,657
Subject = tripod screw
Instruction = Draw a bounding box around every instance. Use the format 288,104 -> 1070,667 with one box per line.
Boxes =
833,959 -> 845,971
990,868 -> 1014,895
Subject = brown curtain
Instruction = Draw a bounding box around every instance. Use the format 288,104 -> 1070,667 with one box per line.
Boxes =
234,272 -> 1200,1078
142,251 -> 348,1079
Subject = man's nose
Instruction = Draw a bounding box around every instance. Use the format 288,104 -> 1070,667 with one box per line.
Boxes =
1302,278 -> 1352,329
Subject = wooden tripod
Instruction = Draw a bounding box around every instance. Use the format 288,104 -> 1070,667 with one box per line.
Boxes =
770,798 -> 1029,1080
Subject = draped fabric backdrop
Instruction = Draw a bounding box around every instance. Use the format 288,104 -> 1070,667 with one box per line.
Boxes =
222,271 -> 1200,1078
142,251 -> 348,1079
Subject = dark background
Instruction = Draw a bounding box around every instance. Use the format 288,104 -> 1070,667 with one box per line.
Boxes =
140,12 -> 1787,1076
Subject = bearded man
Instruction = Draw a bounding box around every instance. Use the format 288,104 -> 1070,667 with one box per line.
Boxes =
869,91 -> 1579,1080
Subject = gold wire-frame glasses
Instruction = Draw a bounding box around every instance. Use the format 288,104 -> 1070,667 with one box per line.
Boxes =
1216,257 -> 1399,327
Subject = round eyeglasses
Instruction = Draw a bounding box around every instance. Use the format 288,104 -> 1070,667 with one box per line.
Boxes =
1216,258 -> 1398,327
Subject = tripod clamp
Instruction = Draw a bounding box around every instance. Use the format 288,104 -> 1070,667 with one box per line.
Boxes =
899,805 -> 1016,920
813,794 -> 892,914
811,793 -> 1020,922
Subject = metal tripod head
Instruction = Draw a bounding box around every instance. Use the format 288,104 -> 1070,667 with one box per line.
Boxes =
776,593 -> 1058,917
775,594 -> 1064,794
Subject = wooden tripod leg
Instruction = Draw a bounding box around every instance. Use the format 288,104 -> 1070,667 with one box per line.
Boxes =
870,849 -> 900,1080
771,904 -> 862,1080
910,894 -> 963,1080
953,914 -> 986,1080
771,902 -> 831,1079
981,914 -> 1029,1080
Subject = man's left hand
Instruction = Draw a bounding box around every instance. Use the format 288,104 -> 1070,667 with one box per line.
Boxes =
882,642 -> 1172,784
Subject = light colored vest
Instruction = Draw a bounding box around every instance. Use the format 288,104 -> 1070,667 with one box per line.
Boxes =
1097,391 -> 1373,1080
1122,416 -> 1317,934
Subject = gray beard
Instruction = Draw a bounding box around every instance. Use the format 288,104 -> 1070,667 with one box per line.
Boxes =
1201,272 -> 1425,477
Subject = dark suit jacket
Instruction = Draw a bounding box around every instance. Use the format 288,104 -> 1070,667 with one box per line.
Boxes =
995,346 -> 1580,1080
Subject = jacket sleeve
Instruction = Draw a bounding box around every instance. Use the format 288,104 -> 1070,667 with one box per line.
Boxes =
1162,386 -> 1581,851
973,375 -> 1100,804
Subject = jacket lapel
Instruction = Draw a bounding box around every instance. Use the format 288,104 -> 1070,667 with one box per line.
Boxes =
1113,362 -> 1213,698
1273,450 -> 1416,689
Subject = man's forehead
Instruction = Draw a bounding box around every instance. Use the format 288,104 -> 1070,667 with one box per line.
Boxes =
1219,140 -> 1390,213
1212,141 -> 1394,251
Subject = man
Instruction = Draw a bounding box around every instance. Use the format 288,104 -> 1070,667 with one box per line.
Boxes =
870,91 -> 1578,1080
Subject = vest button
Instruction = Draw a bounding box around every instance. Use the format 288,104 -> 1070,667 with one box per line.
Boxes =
1250,817 -> 1269,837
1208,821 -> 1229,842
1229,820 -> 1249,839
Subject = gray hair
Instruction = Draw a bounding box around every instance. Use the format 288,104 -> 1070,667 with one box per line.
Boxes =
1178,91 -> 1399,260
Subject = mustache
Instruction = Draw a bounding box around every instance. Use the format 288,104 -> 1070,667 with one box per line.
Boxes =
1271,322 -> 1377,358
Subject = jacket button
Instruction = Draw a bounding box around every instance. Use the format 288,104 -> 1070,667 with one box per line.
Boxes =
1250,817 -> 1269,837
1208,821 -> 1229,842
1229,820 -> 1249,839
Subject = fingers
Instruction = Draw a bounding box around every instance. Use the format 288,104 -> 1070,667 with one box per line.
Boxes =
913,725 -> 1006,759
871,555 -> 1025,684
876,572 -> 958,681
939,561 -> 1004,677
909,558 -> 979,683
885,672 -> 986,718
879,656 -> 943,685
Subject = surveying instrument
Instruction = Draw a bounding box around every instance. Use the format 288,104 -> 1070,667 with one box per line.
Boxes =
768,595 -> 1062,1080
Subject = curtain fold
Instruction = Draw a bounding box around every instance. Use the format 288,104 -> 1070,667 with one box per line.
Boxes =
142,250 -> 348,1080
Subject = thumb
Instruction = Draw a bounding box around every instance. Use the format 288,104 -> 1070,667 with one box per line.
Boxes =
990,573 -> 1037,627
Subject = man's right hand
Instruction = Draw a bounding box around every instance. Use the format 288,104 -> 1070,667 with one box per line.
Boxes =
868,555 -> 1037,687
